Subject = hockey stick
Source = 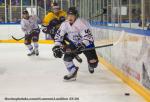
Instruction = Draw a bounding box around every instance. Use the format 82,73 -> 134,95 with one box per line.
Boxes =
87,8 -> 106,20
11,28 -> 41,41
88,13 -> 103,20
64,44 -> 113,54
64,30 -> 125,54
11,35 -> 25,41
80,43 -> 113,52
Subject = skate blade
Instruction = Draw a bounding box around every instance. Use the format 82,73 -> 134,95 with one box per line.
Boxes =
27,54 -> 35,56
63,77 -> 77,82
35,54 -> 39,56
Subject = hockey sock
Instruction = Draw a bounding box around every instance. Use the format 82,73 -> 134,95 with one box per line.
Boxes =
26,44 -> 34,52
64,61 -> 77,73
33,42 -> 39,51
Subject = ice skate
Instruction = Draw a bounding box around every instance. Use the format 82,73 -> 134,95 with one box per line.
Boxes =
27,50 -> 35,56
34,49 -> 39,56
88,66 -> 94,74
64,67 -> 79,81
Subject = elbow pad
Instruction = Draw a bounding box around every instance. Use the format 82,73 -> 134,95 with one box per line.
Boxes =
59,16 -> 65,23
48,18 -> 59,27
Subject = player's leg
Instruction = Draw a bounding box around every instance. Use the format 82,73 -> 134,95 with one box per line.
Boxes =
63,54 -> 79,81
83,44 -> 99,73
24,34 -> 35,56
32,29 -> 40,56
63,34 -> 82,63
63,44 -> 79,80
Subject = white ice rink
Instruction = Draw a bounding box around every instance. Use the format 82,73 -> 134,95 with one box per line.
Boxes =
0,43 -> 145,102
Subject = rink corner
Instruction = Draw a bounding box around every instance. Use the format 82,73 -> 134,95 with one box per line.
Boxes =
98,56 -> 150,102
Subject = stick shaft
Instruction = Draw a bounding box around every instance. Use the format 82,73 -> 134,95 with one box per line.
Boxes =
64,43 -> 113,54
80,43 -> 113,52
12,36 -> 25,41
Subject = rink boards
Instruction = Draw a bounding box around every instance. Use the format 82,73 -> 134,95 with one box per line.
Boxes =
91,26 -> 150,101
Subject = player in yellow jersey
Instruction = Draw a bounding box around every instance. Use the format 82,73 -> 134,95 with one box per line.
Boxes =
42,2 -> 66,39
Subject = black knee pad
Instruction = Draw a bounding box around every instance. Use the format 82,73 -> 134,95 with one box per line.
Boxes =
63,54 -> 74,62
33,36 -> 38,42
88,59 -> 98,68
24,40 -> 31,45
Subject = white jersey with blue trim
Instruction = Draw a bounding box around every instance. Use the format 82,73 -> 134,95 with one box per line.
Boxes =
54,18 -> 94,47
21,15 -> 41,34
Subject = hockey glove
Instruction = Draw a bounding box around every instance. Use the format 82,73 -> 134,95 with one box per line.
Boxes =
49,18 -> 59,27
30,29 -> 40,34
42,27 -> 48,34
77,43 -> 86,52
52,46 -> 63,58
41,24 -> 48,33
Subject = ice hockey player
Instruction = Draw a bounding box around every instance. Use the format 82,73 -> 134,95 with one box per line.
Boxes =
43,2 -> 82,63
52,7 -> 99,81
21,10 -> 41,56
42,2 -> 66,39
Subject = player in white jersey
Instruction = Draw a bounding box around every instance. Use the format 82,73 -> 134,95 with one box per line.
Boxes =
21,10 -> 41,56
52,7 -> 98,81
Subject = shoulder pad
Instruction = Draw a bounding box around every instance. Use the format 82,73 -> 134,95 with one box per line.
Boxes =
47,12 -> 55,16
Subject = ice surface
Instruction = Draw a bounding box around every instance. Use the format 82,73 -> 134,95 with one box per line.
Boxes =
0,43 -> 145,102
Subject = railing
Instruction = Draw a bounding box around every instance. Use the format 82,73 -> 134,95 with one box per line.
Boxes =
0,5 -> 46,23
0,0 -> 74,24
77,0 -> 150,30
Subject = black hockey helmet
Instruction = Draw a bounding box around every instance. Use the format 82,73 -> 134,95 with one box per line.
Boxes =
22,10 -> 29,14
67,7 -> 78,17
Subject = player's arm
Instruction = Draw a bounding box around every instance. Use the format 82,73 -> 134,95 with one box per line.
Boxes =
59,16 -> 66,23
42,18 -> 60,35
42,13 -> 59,33
48,18 -> 60,28
54,27 -> 66,46
42,13 -> 52,26
43,12 -> 59,26
80,28 -> 94,47
52,23 -> 67,58
59,10 -> 67,23
77,19 -> 94,48
35,16 -> 42,24
76,28 -> 94,51
21,20 -> 28,34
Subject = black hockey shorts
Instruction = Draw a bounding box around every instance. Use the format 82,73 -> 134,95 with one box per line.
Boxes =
63,43 -> 77,62
63,42 -> 99,68
83,47 -> 98,68
83,50 -> 98,68
24,29 -> 40,45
